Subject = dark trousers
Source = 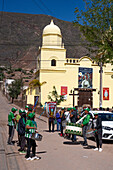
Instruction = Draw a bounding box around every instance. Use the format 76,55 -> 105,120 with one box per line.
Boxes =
8,126 -> 15,144
82,125 -> 88,144
61,123 -> 63,135
72,134 -> 76,141
20,135 -> 25,151
49,121 -> 54,132
26,138 -> 36,158
95,133 -> 102,148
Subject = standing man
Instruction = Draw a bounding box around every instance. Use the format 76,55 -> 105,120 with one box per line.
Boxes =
93,113 -> 103,152
60,107 -> 65,137
81,108 -> 90,146
7,107 -> 17,145
25,113 -> 39,160
48,109 -> 55,132
18,111 -> 26,154
16,109 -> 23,146
70,107 -> 78,143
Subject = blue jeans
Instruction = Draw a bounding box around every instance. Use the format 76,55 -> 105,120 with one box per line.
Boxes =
57,122 -> 61,131
72,134 -> 76,141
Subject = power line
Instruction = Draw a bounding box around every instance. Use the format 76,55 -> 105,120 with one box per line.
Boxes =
32,0 -> 48,15
38,0 -> 55,16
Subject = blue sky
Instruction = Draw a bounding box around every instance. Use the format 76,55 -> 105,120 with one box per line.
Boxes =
0,0 -> 85,22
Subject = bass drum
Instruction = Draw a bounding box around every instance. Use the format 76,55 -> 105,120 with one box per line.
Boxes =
31,133 -> 43,141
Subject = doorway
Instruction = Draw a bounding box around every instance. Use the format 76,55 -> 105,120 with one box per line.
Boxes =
78,90 -> 92,107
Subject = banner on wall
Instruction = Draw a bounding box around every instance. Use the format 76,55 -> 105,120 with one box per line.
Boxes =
103,88 -> 109,100
61,86 -> 68,100
78,67 -> 93,89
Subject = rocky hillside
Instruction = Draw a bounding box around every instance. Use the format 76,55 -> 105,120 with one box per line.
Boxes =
0,12 -> 89,69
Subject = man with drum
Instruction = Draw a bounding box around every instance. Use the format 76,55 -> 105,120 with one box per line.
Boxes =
81,108 -> 90,146
25,113 -> 39,160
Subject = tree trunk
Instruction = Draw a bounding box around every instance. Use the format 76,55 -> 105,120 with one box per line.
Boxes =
12,97 -> 14,103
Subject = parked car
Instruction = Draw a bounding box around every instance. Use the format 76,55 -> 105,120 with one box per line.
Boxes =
87,111 -> 113,140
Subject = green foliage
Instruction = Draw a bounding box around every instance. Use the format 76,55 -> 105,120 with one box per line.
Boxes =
74,0 -> 113,63
0,72 -> 5,81
8,79 -> 23,103
30,69 -> 33,73
48,86 -> 65,105
29,79 -> 47,88
15,68 -> 22,72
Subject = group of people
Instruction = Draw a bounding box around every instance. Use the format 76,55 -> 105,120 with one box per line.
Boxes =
7,104 -> 103,162
7,106 -> 40,161
48,106 -> 103,152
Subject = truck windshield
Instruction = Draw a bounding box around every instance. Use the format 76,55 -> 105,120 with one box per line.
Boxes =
99,113 -> 113,121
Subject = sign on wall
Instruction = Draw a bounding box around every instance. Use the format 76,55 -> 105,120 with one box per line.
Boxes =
61,86 -> 67,100
103,88 -> 109,100
78,67 -> 93,89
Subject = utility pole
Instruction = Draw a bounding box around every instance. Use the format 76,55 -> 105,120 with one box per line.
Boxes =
99,62 -> 103,108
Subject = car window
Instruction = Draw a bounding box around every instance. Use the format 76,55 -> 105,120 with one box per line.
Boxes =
98,113 -> 113,121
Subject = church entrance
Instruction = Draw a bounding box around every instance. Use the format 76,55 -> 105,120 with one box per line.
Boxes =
78,90 -> 93,107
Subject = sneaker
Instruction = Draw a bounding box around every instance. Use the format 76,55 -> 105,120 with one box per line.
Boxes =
26,157 -> 32,161
31,156 -> 40,161
83,143 -> 88,146
99,148 -> 103,152
60,133 -> 63,137
94,148 -> 98,151
19,151 -> 26,154
7,142 -> 14,145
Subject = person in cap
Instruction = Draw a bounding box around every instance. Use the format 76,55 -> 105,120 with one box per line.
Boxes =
16,109 -> 23,146
93,113 -> 102,152
81,108 -> 90,146
25,113 -> 39,160
7,107 -> 17,145
18,111 -> 26,154
25,105 -> 29,114
60,107 -> 65,137
26,107 -> 33,119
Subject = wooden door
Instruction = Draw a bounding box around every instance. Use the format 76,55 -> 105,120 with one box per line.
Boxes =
78,90 -> 92,107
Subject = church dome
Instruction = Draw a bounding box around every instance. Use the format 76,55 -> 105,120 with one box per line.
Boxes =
43,20 -> 61,36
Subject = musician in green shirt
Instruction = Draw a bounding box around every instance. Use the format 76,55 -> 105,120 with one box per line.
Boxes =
81,108 -> 90,146
25,113 -> 39,161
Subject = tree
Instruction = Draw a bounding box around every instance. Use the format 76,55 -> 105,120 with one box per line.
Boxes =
29,79 -> 47,92
74,0 -> 113,107
74,0 -> 113,63
8,79 -> 23,103
48,86 -> 65,105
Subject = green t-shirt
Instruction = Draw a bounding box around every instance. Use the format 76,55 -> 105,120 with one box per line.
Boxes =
83,114 -> 90,126
16,114 -> 21,131
8,112 -> 15,126
25,120 -> 36,138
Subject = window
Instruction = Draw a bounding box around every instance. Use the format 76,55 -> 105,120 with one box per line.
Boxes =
51,59 -> 56,66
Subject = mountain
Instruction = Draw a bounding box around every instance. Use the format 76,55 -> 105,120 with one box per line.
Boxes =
0,12 -> 89,69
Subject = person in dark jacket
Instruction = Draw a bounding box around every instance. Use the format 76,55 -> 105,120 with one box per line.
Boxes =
60,108 -> 65,137
93,113 -> 102,152
18,111 -> 26,154
70,107 -> 78,142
